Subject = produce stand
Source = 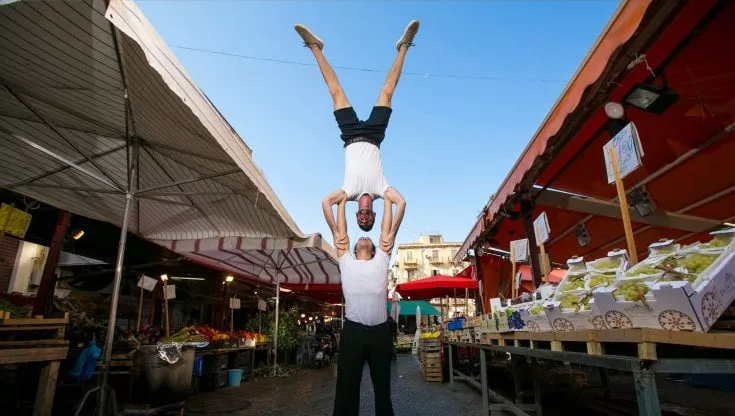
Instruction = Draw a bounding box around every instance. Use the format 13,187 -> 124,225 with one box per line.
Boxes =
447,328 -> 735,416
0,313 -> 69,416
197,343 -> 269,391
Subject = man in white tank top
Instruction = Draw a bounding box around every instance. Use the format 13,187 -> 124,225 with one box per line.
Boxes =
295,21 -> 418,232
322,189 -> 405,416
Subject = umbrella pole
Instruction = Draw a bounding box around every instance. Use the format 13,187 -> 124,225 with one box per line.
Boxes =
465,288 -> 469,316
98,138 -> 137,416
273,280 -> 280,377
453,289 -> 457,317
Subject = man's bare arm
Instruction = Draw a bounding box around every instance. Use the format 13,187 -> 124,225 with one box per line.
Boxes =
322,189 -> 347,236
335,197 -> 348,256
379,197 -> 394,254
384,187 -> 406,235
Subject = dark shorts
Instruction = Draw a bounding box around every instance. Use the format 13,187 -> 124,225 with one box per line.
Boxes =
334,106 -> 392,148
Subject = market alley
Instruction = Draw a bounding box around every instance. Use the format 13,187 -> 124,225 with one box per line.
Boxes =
184,355 -> 485,416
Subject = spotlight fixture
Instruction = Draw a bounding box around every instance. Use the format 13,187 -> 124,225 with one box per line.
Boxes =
72,230 -> 85,240
574,223 -> 592,248
225,275 -> 234,283
170,276 -> 205,281
624,83 -> 678,115
300,313 -> 306,318
628,186 -> 656,217
160,274 -> 168,282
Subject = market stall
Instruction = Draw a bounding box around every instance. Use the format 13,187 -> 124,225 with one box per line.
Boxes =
450,0 -> 735,414
0,0 -> 339,412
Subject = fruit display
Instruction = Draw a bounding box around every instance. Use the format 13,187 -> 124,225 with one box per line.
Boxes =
558,293 -> 591,311
614,281 -> 650,301
625,264 -> 659,277
528,304 -> 544,316
560,277 -> 585,292
700,235 -> 733,250
655,252 -> 720,285
420,331 -> 441,339
160,326 -> 208,344
506,309 -> 525,330
566,257 -> 587,275
588,273 -> 616,289
648,239 -> 679,257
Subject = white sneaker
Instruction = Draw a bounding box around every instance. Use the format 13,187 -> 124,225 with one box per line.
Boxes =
395,20 -> 419,51
295,24 -> 324,50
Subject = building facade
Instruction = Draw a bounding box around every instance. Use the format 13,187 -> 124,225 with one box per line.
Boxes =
391,234 -> 468,289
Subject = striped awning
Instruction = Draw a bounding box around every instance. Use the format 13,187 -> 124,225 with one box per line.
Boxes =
155,235 -> 339,285
0,0 -> 339,284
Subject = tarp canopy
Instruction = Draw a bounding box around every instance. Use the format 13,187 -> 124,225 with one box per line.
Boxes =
0,0 -> 339,285
463,0 -> 733,266
154,235 -> 338,285
387,300 -> 439,316
396,274 -> 478,300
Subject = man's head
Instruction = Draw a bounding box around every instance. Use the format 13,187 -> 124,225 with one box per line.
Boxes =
356,194 -> 375,231
354,236 -> 376,260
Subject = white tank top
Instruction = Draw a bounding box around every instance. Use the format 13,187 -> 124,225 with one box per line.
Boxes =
341,142 -> 389,201
339,250 -> 390,326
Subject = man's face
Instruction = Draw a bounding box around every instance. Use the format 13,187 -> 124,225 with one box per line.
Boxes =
356,208 -> 375,231
355,237 -> 376,258
357,195 -> 375,231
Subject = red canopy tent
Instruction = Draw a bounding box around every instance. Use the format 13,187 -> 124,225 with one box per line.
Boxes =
396,274 -> 478,300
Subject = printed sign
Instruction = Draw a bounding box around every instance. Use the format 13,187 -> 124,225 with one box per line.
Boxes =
510,239 -> 529,262
603,122 -> 644,184
229,298 -> 241,309
0,203 -> 31,239
258,298 -> 267,311
515,271 -> 522,290
164,284 -> 176,300
533,212 -> 551,245
137,275 -> 158,292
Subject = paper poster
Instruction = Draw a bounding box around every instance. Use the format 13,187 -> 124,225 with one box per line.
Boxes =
514,271 -> 522,290
533,212 -> 551,245
229,298 -> 241,309
164,284 -> 176,300
137,275 -> 158,292
0,203 -> 31,239
258,298 -> 267,311
510,239 -> 529,262
603,122 -> 644,184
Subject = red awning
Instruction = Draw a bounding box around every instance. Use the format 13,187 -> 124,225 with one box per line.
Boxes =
454,265 -> 477,279
517,265 -> 565,284
396,274 -> 478,300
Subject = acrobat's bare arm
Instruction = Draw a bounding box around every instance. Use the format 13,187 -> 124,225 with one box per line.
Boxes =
322,189 -> 349,256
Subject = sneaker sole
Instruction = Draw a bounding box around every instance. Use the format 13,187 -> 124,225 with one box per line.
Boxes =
295,24 -> 324,49
396,20 -> 419,51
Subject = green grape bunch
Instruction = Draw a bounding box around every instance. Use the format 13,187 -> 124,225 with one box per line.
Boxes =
615,281 -> 649,301
589,273 -> 615,288
529,304 -> 544,316
561,278 -> 586,292
592,258 -> 621,270
558,294 -> 590,311
625,264 -> 658,277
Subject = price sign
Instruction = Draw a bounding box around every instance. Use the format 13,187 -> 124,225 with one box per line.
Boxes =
137,275 -> 158,292
510,239 -> 529,262
230,298 -> 241,309
533,212 -> 551,245
603,122 -> 644,184
258,298 -> 267,311
0,203 -> 31,239
164,284 -> 176,300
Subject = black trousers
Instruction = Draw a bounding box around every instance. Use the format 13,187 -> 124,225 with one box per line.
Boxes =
333,320 -> 394,416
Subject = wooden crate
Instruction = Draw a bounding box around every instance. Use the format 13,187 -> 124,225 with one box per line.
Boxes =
0,313 -> 69,416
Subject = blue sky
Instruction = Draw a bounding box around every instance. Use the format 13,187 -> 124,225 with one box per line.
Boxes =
137,0 -> 618,249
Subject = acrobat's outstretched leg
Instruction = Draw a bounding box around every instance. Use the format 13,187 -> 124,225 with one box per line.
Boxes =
376,20 -> 420,108
295,24 -> 351,111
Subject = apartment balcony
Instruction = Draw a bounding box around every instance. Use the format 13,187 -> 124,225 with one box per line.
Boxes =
402,259 -> 419,269
429,256 -> 445,265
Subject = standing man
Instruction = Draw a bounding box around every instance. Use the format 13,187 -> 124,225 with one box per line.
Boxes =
296,21 -> 418,231
323,194 -> 406,415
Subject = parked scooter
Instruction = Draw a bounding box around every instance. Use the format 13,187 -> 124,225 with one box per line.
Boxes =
314,335 -> 333,368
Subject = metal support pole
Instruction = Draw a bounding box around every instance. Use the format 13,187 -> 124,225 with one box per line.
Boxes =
511,356 -> 524,404
99,138 -> 138,416
599,367 -> 612,400
479,348 -> 489,415
273,280 -> 280,377
633,370 -> 661,416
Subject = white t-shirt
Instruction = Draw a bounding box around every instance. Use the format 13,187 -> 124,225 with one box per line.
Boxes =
342,142 -> 389,201
339,249 -> 390,326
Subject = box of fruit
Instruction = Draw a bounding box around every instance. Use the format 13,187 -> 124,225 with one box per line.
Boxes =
593,231 -> 735,331
518,302 -> 553,332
